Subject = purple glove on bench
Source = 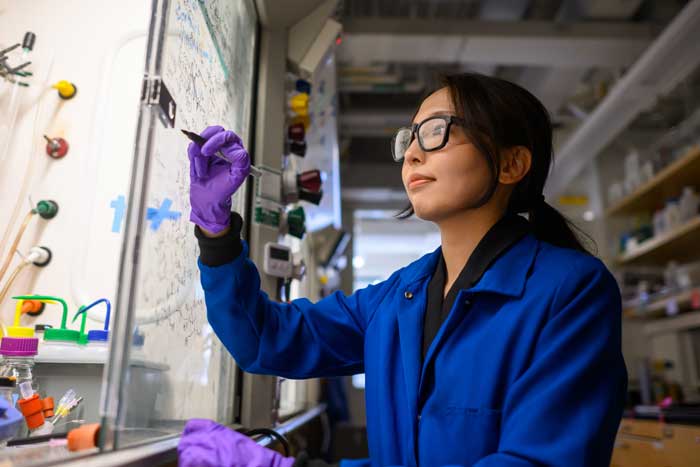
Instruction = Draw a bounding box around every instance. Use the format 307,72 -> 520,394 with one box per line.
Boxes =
178,419 -> 295,467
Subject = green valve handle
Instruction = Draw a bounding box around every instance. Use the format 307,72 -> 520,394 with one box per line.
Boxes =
72,306 -> 89,345
286,207 -> 306,239
34,200 -> 59,219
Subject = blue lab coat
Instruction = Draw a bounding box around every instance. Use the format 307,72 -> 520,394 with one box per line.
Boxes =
199,233 -> 627,467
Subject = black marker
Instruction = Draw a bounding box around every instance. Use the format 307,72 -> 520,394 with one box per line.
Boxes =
181,129 -> 262,178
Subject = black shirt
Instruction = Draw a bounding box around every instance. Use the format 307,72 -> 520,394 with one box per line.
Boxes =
422,213 -> 531,362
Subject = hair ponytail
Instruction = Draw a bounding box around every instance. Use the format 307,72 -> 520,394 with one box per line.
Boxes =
527,199 -> 594,254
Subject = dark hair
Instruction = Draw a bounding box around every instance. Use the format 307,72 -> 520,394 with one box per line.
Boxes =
397,72 -> 594,254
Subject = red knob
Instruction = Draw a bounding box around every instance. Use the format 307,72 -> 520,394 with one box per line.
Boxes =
297,170 -> 322,193
44,135 -> 69,159
288,123 -> 305,141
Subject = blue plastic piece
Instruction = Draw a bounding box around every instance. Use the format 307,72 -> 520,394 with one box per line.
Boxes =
87,329 -> 109,342
72,298 -> 111,343
0,398 -> 23,444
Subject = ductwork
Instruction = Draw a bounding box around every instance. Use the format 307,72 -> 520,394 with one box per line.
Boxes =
546,0 -> 700,197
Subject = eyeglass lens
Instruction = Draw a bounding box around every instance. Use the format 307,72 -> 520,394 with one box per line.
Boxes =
392,117 -> 449,162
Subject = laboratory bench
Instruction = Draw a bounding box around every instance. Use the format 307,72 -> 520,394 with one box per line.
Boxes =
0,404 -> 327,467
611,417 -> 700,466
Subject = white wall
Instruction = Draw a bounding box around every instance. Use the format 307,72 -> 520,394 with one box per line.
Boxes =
0,0 -> 148,331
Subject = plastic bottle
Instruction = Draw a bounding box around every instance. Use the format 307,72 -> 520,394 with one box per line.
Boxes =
624,149 -> 641,193
665,261 -> 680,293
664,199 -> 681,231
17,295 -> 83,359
0,300 -> 40,402
679,186 -> 699,222
0,300 -> 39,441
653,209 -> 666,236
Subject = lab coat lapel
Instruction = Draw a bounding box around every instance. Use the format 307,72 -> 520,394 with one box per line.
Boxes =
396,277 -> 429,430
395,249 -> 440,444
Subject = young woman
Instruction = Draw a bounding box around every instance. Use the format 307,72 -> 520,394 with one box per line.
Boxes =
179,73 -> 627,467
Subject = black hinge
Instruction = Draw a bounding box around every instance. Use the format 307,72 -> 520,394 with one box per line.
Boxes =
141,76 -> 177,128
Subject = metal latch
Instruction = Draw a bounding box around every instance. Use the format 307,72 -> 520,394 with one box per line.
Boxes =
141,76 -> 177,128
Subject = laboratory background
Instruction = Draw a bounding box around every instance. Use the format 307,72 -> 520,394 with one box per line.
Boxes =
0,0 -> 699,465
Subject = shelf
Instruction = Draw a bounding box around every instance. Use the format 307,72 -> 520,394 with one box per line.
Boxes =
643,310 -> 700,335
623,288 -> 700,319
606,145 -> 700,217
616,216 -> 700,265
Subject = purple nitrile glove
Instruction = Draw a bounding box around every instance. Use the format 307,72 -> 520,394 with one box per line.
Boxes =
178,419 -> 295,467
188,126 -> 251,234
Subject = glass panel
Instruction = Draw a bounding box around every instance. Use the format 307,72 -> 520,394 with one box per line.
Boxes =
102,0 -> 258,448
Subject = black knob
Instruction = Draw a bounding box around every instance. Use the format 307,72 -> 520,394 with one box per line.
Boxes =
22,32 -> 36,51
299,189 -> 323,205
290,141 -> 307,157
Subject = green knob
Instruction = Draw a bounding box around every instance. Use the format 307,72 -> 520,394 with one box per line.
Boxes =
287,207 -> 306,239
35,200 -> 59,219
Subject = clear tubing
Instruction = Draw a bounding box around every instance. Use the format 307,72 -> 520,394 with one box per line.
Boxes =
0,210 -> 35,284
0,52 -> 54,272
0,48 -> 30,168
0,260 -> 28,306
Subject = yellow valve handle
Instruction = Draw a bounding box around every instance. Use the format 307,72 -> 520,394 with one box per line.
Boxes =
52,80 -> 76,99
289,93 -> 310,116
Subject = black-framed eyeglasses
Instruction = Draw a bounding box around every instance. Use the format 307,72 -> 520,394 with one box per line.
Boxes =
391,115 -> 465,162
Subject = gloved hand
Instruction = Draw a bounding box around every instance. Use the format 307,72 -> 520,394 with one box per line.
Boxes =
178,419 -> 295,467
188,126 -> 250,234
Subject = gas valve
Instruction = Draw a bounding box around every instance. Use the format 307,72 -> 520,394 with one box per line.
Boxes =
52,80 -> 77,100
282,169 -> 323,205
44,135 -> 68,159
282,206 -> 306,239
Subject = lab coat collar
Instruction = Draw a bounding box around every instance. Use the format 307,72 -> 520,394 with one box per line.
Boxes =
399,233 -> 539,298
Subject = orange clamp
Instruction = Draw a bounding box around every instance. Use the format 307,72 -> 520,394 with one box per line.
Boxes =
18,394 -> 45,430
41,397 -> 55,418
